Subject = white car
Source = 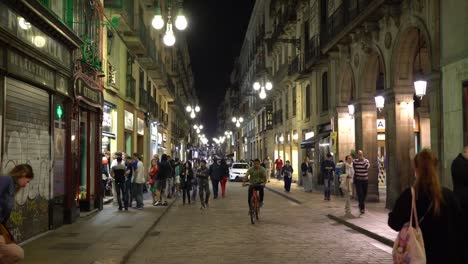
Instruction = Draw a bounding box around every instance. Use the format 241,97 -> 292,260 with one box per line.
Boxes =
229,163 -> 250,181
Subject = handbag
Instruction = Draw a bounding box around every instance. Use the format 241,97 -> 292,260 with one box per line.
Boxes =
392,187 -> 426,264
0,223 -> 14,244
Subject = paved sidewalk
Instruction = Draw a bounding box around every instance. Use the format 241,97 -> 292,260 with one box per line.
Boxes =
266,180 -> 397,246
20,194 -> 177,264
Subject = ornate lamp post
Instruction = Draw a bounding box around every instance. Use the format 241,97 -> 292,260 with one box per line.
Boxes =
185,105 -> 200,119
152,0 -> 188,47
231,116 -> 244,128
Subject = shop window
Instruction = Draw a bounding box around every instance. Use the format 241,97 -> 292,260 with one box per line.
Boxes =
322,72 -> 328,112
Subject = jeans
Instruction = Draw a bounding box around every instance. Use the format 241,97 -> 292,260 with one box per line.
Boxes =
133,183 -> 144,208
276,169 -> 282,180
182,186 -> 191,204
167,177 -> 174,197
324,176 -> 332,199
266,169 -> 271,181
191,184 -> 198,201
125,180 -> 133,206
211,179 -> 220,198
248,184 -> 264,208
355,179 -> 368,211
284,176 -> 292,192
302,172 -> 313,192
115,181 -> 128,209
198,179 -> 210,205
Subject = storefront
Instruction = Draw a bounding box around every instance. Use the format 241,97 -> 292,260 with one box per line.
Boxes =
102,103 -> 117,154
73,71 -> 103,212
0,3 -> 75,240
124,109 -> 134,155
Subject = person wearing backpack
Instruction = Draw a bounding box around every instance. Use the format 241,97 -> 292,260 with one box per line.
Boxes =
388,149 -> 464,264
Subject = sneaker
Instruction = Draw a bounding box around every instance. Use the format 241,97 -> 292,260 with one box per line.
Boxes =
162,201 -> 168,206
205,202 -> 209,208
124,207 -> 128,211
259,202 -> 264,208
360,210 -> 365,215
136,206 -> 143,210
154,201 -> 161,206
118,207 -> 122,211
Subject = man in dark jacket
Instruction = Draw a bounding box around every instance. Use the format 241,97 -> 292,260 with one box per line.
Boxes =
451,145 -> 468,263
208,158 -> 224,199
154,154 -> 171,206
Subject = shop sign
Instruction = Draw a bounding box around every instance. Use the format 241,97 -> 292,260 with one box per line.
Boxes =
76,79 -> 102,106
55,74 -> 69,96
266,105 -> 273,129
103,104 -> 113,133
151,123 -> 158,136
377,119 -> 386,130
158,132 -> 162,144
330,132 -> 337,154
124,110 -> 134,131
163,133 -> 167,142
0,3 -> 71,68
305,131 -> 315,140
7,51 -> 54,89
137,118 -> 145,135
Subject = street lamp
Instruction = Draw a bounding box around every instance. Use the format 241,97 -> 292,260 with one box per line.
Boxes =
232,116 -> 244,128
253,78 -> 273,100
186,105 -> 200,119
224,131 -> 232,138
193,124 -> 203,134
375,95 -> 385,112
152,0 -> 188,47
414,29 -> 427,100
348,104 -> 355,118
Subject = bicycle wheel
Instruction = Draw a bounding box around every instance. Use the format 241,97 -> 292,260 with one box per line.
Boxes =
250,196 -> 255,224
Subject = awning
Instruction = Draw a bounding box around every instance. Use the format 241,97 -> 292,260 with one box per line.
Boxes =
300,138 -> 316,149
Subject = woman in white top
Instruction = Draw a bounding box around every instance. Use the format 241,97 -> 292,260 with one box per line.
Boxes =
343,155 -> 355,216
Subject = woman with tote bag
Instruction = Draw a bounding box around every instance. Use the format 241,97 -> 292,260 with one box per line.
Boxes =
388,149 -> 463,264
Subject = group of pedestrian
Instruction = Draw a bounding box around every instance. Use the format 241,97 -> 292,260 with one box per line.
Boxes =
106,152 -> 146,211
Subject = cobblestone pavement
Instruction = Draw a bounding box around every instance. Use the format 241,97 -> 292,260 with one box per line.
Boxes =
127,182 -> 393,264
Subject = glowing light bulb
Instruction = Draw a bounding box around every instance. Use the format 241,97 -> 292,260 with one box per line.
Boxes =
253,82 -> 261,91
265,82 -> 273,90
175,15 -> 188,30
152,15 -> 165,30
163,24 -> 176,47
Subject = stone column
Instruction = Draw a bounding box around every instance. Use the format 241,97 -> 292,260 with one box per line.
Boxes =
385,92 -> 415,208
354,99 -> 379,202
336,106 -> 356,160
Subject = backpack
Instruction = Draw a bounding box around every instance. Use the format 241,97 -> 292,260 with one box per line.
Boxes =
392,187 -> 426,264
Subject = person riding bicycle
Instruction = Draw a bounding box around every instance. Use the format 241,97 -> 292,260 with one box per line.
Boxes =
242,158 -> 267,208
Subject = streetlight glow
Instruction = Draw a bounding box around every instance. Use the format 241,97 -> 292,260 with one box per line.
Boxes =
175,15 -> 188,30
253,82 -> 261,91
190,111 -> 196,119
259,88 -> 267,99
186,105 -> 192,112
265,82 -> 273,90
163,23 -> 176,47
152,15 -> 165,30
195,105 -> 200,112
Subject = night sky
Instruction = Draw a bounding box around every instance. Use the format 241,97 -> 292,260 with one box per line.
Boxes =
184,0 -> 254,138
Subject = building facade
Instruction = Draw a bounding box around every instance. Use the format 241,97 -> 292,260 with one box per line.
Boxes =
222,0 -> 463,209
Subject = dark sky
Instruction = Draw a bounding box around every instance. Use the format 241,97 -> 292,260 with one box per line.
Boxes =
184,0 -> 254,138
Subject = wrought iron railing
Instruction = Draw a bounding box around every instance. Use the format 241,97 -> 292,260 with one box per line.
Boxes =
126,75 -> 136,101
288,55 -> 300,75
139,87 -> 148,109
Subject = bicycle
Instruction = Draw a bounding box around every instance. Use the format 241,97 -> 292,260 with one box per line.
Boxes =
244,183 -> 261,224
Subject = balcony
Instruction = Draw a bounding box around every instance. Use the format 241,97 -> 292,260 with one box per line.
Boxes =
122,17 -> 146,52
320,0 -> 384,52
139,87 -> 148,109
147,51 -> 167,87
126,75 -> 136,101
288,55 -> 300,76
273,109 -> 283,126
148,98 -> 159,120
268,1 -> 298,51
302,35 -> 321,71
104,0 -> 135,32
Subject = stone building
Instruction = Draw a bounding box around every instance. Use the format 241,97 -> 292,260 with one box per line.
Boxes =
222,0 -> 463,208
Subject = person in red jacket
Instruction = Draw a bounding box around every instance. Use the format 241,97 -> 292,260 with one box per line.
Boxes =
148,158 -> 159,205
275,156 -> 283,180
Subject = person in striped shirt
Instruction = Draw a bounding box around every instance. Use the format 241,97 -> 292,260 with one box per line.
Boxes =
353,150 -> 370,214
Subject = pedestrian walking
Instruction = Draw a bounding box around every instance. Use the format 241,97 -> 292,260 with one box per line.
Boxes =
101,151 -> 110,196
340,155 -> 354,217
275,156 -> 283,180
451,145 -> 468,263
148,158 -> 159,205
196,160 -> 211,209
111,156 -> 128,211
180,161 -> 194,205
133,153 -> 146,209
335,160 -> 345,197
263,157 -> 272,183
320,153 -> 335,201
124,155 -> 135,207
0,164 -> 34,263
388,149 -> 464,264
154,154 -> 170,206
282,161 -> 293,192
208,158 -> 224,199
220,159 -> 229,198
191,161 -> 199,202
301,157 -> 313,192
353,150 -> 369,214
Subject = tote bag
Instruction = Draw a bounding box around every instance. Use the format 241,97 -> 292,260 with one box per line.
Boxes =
392,187 -> 426,264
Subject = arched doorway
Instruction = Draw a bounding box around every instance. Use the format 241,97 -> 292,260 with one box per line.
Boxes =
336,63 -> 356,162
386,25 -> 433,207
